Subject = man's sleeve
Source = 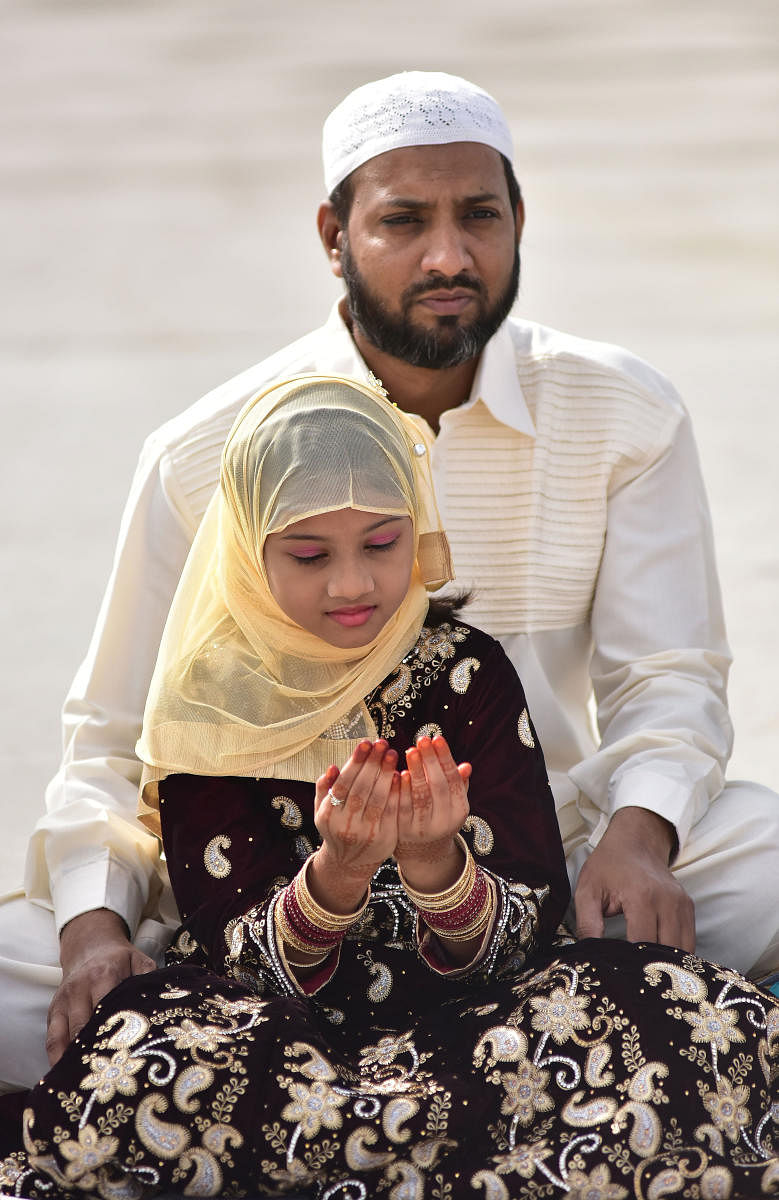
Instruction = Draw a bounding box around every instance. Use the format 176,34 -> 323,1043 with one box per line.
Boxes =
24,434 -> 199,937
569,408 -> 733,854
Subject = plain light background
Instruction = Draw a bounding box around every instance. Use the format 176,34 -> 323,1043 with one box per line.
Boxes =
1,0 -> 777,888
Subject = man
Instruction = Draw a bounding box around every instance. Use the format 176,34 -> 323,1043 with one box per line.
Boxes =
1,71 -> 777,1090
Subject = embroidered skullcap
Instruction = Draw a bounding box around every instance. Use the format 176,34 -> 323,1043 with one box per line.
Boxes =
322,70 -> 514,194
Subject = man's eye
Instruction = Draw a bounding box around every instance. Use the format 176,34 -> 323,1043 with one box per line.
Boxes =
382,214 -> 420,226
467,208 -> 498,220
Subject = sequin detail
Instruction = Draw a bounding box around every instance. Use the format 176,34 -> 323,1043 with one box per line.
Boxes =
203,835 -> 232,879
517,707 -> 535,748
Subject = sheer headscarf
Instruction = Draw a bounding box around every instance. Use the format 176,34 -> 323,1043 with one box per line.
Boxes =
137,375 -> 453,828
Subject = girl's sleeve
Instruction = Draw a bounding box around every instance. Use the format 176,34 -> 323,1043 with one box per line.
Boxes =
425,630 -> 571,977
159,775 -> 330,997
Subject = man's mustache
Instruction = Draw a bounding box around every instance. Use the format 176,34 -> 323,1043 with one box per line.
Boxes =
403,273 -> 486,301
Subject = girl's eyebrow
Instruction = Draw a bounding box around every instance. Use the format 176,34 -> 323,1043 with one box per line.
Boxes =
280,516 -> 403,541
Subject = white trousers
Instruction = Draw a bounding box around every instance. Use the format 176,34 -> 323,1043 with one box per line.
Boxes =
0,780 -> 777,1091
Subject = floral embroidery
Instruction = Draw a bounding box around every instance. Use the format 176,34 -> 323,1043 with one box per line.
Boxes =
367,622 -> 468,739
58,1125 -> 119,1186
416,625 -> 466,663
281,1078 -> 348,1138
499,1059 -> 554,1124
702,1077 -> 752,1141
79,1047 -> 144,1103
563,1163 -> 628,1199
530,985 -> 591,1044
682,999 -> 746,1053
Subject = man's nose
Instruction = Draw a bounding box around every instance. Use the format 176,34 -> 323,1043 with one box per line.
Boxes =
420,219 -> 473,277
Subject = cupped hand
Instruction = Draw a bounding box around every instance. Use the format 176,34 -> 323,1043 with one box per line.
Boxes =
394,735 -> 472,891
574,806 -> 695,951
47,908 -> 157,1066
311,739 -> 400,910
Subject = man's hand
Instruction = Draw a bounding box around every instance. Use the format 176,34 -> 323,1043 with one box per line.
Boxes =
47,908 -> 157,1066
574,806 -> 695,952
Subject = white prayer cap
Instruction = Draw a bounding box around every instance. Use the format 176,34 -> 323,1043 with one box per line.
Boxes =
322,71 -> 514,195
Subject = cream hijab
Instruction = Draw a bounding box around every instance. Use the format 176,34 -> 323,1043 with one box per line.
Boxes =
137,375 -> 453,826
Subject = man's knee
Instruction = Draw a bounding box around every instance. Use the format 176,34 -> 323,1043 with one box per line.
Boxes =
0,892 -> 62,1090
674,781 -> 779,975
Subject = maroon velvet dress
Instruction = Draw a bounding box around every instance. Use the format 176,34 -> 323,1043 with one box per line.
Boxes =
0,622 -> 776,1199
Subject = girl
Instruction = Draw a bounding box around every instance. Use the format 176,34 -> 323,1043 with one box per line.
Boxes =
1,376 -> 775,1199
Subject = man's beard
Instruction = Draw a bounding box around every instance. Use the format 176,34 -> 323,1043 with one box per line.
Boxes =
340,240 -> 520,370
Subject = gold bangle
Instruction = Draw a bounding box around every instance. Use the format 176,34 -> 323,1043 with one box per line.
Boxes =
398,835 -> 475,911
275,903 -> 324,956
284,950 -> 330,969
295,855 -> 371,930
428,888 -> 495,942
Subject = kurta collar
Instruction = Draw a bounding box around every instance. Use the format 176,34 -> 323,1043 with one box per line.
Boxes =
324,300 -> 536,439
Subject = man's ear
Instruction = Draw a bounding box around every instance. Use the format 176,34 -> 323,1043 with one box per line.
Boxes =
317,202 -> 344,280
514,196 -> 525,244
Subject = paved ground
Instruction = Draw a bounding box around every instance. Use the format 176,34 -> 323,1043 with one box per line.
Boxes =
1,0 -> 777,888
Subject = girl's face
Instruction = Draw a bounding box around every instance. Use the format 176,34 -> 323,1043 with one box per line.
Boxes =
263,507 -> 415,648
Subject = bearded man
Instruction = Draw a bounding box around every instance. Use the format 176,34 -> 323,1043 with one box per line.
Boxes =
0,71 -> 776,1090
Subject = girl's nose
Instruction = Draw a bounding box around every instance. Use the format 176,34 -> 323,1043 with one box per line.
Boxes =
327,560 -> 373,600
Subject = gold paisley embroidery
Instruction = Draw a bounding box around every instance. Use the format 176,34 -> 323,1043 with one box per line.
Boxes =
381,662 -> 413,705
345,1127 -> 395,1171
449,656 -> 480,694
517,707 -> 535,748
366,960 -> 393,1005
102,1010 -> 150,1050
179,1147 -> 222,1195
173,1064 -> 214,1114
383,1096 -> 419,1143
560,1090 -> 618,1127
473,1025 -> 528,1069
135,1093 -> 190,1158
615,1099 -> 662,1157
293,834 -> 314,861
171,929 -> 199,958
626,1061 -> 668,1102
414,722 -> 442,743
584,1043 -> 615,1088
270,795 -> 302,829
204,834 -> 232,879
470,1170 -> 510,1199
463,814 -> 495,855
643,960 -> 708,1001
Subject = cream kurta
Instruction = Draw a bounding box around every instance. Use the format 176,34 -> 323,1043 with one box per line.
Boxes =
6,303 -> 776,1058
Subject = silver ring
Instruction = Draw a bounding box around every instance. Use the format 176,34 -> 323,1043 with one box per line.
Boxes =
326,787 -> 345,807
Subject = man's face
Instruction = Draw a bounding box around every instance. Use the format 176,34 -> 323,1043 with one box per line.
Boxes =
337,142 -> 521,370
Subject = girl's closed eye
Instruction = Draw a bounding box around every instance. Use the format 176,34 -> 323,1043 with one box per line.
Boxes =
367,534 -> 399,552
291,547 -> 327,564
